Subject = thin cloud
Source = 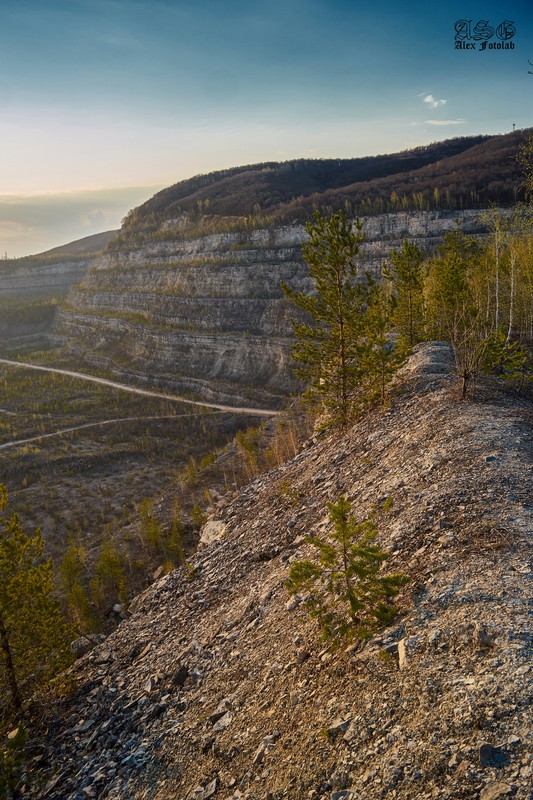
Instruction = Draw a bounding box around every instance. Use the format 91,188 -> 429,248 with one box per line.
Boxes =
423,94 -> 447,109
425,119 -> 466,126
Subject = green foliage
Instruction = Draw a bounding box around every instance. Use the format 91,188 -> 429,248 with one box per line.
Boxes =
283,210 -> 402,423
166,513 -> 185,566
424,216 -> 533,397
277,479 -> 304,506
425,224 -> 481,341
425,225 -> 486,397
282,210 -> 368,426
483,326 -> 530,381
0,486 -> 73,718
384,239 -> 425,352
199,450 -> 217,470
285,496 -> 409,646
59,544 -> 98,633
0,725 -> 27,799
89,535 -> 129,614
358,280 -> 402,406
138,498 -> 163,553
140,503 -> 186,569
235,426 -> 261,475
190,504 -> 207,527
518,133 -> 533,201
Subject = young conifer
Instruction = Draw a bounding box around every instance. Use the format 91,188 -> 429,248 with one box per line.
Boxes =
384,238 -> 425,352
285,496 -> 408,646
0,485 -> 73,717
282,210 -> 367,426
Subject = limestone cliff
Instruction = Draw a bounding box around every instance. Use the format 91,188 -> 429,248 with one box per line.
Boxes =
0,231 -> 117,297
0,230 -> 116,353
56,209 -> 494,408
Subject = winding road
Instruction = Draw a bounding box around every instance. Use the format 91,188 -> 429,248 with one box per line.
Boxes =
0,412 -> 230,450
0,358 -> 279,417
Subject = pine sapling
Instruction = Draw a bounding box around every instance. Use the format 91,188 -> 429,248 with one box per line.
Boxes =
285,496 -> 408,646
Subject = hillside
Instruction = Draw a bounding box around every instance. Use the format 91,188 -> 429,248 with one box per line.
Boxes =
55,208 -> 498,409
52,129 -> 530,408
114,130 -> 528,239
28,343 -> 532,800
0,230 -> 117,289
33,231 -> 119,259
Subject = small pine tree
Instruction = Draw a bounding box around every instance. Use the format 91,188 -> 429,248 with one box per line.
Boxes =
483,326 -> 530,381
90,536 -> 129,614
285,496 -> 408,646
359,280 -> 401,406
0,485 -> 73,717
384,238 -> 425,352
138,498 -> 163,553
165,513 -> 185,567
282,210 -> 367,426
59,544 -> 98,633
235,426 -> 261,477
283,210 -> 403,425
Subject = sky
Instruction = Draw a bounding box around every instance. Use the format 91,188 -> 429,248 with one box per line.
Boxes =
1,0 -> 532,257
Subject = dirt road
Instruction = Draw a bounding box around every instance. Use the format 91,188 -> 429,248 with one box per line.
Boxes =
0,358 -> 279,417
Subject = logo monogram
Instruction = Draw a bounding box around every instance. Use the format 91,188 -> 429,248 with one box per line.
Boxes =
454,19 -> 516,50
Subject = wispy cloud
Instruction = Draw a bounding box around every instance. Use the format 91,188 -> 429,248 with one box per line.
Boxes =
425,119 -> 466,126
423,94 -> 447,109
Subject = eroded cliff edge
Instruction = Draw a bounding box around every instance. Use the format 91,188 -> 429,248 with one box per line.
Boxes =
56,210 -> 495,408
32,343 -> 532,800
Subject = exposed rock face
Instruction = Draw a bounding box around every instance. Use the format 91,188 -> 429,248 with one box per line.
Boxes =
29,344 -> 532,800
0,231 -> 116,353
55,210 -> 494,407
0,258 -> 93,296
0,231 -> 117,297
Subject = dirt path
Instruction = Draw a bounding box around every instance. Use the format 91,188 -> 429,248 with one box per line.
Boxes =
0,411 -> 228,450
0,358 -> 279,417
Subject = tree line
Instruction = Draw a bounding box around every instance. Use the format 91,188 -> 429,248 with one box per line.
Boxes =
114,132 -> 525,242
283,198 -> 532,424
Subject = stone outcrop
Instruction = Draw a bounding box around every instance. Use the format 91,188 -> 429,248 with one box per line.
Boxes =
28,343 -> 532,800
55,209 -> 494,408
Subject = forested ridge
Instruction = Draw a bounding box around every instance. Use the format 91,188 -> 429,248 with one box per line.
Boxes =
115,130 -> 529,243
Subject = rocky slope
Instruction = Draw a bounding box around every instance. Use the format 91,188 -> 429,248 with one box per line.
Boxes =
56,209 -> 495,408
29,343 -> 532,800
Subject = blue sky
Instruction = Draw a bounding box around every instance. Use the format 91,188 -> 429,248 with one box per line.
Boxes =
1,0 -> 532,256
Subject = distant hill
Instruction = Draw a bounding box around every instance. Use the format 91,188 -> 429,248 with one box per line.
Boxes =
21,230 -> 118,261
0,230 -> 119,352
115,130 -> 529,242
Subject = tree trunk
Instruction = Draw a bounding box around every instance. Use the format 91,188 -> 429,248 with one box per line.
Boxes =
507,251 -> 515,342
0,613 -> 22,714
461,368 -> 470,400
